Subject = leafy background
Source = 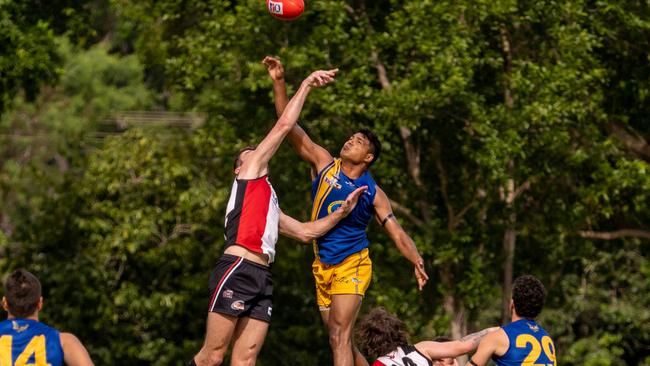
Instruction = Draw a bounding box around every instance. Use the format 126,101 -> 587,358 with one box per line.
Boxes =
1,0 -> 649,365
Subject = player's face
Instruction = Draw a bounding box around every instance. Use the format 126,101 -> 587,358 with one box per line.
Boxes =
340,133 -> 373,165
234,149 -> 255,174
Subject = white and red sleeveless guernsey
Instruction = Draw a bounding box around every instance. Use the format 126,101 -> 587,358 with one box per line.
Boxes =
224,176 -> 280,263
373,345 -> 432,366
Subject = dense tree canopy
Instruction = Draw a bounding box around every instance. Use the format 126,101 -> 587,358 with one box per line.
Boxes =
1,1 -> 649,365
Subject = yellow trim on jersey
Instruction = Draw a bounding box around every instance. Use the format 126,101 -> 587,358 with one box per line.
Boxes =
311,159 -> 341,257
310,159 -> 341,221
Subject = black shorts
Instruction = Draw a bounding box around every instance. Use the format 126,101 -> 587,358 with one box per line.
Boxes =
207,254 -> 273,323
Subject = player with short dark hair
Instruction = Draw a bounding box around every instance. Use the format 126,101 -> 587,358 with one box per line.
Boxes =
468,275 -> 556,366
355,308 -> 497,366
1,269 -> 94,366
264,56 -> 428,366
190,68 -> 368,366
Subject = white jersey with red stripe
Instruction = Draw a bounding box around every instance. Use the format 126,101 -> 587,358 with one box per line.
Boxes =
373,345 -> 432,366
224,175 -> 280,263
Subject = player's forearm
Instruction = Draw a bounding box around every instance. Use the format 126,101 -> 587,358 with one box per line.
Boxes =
275,81 -> 312,132
394,233 -> 424,266
459,327 -> 499,352
272,78 -> 289,118
301,210 -> 345,241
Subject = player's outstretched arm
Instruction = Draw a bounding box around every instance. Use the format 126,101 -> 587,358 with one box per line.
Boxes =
262,56 -> 289,118
279,186 -> 367,242
263,56 -> 333,174
60,332 -> 94,366
468,328 -> 508,366
373,186 -> 429,290
416,327 -> 500,361
238,68 -> 338,179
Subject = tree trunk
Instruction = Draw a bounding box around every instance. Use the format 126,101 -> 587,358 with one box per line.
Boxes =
500,24 -> 517,324
443,291 -> 468,364
501,215 -> 516,323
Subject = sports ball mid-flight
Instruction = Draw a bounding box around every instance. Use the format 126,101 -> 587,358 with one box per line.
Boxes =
267,0 -> 304,21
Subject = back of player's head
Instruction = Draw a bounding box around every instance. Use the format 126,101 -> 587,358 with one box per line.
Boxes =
3,269 -> 42,318
512,275 -> 546,319
355,307 -> 408,360
355,129 -> 381,166
233,145 -> 257,171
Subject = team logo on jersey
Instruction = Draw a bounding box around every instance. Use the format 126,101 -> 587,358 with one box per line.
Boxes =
351,277 -> 363,284
222,289 -> 233,299
12,321 -> 29,333
327,200 -> 345,214
231,300 -> 245,311
527,323 -> 540,332
267,307 -> 272,316
324,175 -> 341,189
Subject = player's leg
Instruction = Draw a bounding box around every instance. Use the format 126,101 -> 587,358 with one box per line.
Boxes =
192,255 -> 249,366
328,294 -> 363,366
230,317 -> 270,366
230,264 -> 273,366
192,312 -> 238,366
320,307 -> 366,366
328,249 -> 372,366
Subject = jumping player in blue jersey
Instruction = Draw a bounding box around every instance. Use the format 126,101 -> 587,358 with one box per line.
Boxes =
264,56 -> 429,366
469,275 -> 557,366
1,269 -> 93,366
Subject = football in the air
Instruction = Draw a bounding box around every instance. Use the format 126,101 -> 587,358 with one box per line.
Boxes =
267,0 -> 304,21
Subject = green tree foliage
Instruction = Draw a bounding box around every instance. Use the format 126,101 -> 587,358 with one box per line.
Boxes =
1,1 -> 650,365
0,4 -> 58,112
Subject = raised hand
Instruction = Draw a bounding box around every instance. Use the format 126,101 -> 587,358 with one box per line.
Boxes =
414,259 -> 429,290
336,186 -> 368,216
302,69 -> 338,88
262,56 -> 285,81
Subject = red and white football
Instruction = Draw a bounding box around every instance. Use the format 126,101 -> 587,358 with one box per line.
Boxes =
267,0 -> 304,21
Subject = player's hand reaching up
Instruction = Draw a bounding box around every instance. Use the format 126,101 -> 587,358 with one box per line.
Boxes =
336,186 -> 368,216
262,56 -> 285,81
414,259 -> 428,291
303,69 -> 338,88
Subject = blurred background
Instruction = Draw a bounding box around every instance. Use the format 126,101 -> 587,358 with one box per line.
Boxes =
1,0 -> 649,364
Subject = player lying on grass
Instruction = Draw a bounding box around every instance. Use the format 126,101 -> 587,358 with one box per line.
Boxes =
356,308 -> 498,366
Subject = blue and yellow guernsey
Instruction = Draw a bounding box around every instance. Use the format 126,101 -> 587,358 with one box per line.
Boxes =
0,318 -> 64,366
494,319 -> 557,366
311,158 -> 377,265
